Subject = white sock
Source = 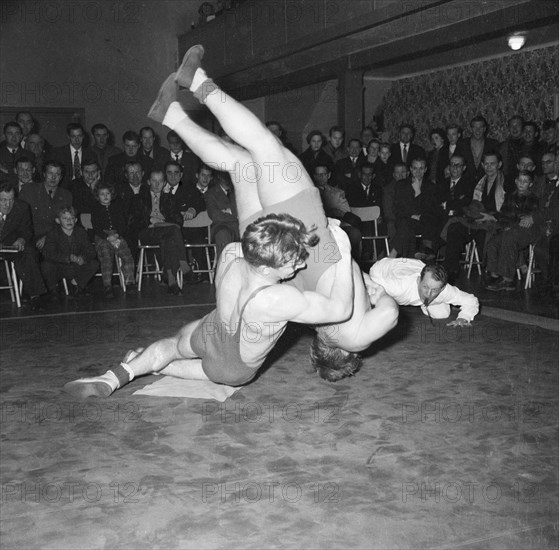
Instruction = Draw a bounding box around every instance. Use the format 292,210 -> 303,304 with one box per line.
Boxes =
97,371 -> 120,391
190,68 -> 208,92
162,101 -> 188,130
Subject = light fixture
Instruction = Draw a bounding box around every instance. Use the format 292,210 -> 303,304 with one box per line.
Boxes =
508,33 -> 526,51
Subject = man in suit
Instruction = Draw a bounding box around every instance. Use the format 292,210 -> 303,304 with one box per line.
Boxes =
138,127 -> 169,171
165,130 -> 200,185
72,158 -> 101,218
0,122 -> 35,184
390,123 -> 426,168
204,172 -> 240,260
345,162 -> 382,208
0,182 -> 47,308
13,156 -> 36,195
125,166 -> 191,294
461,115 -> 500,183
499,115 -> 525,182
323,126 -> 347,165
90,123 -> 122,173
51,123 -> 92,190
333,138 -> 366,191
19,160 -> 72,250
105,131 -> 151,189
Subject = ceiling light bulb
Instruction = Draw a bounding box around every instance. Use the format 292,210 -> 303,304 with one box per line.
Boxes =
508,34 -> 526,50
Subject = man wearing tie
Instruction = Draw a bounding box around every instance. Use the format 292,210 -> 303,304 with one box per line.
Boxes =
52,123 -> 91,190
165,130 -> 200,185
333,138 -> 366,191
390,123 -> 426,168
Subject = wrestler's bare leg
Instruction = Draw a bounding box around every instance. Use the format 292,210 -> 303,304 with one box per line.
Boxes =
175,45 -> 314,206
159,359 -> 208,380
63,320 -> 204,398
169,113 -> 262,222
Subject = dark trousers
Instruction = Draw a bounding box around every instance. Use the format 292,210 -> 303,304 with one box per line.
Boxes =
9,248 -> 47,297
41,259 -> 99,291
139,225 -> 186,273
444,222 -> 488,276
392,217 -> 421,258
485,226 -> 539,279
211,223 -> 240,261
182,227 -> 208,266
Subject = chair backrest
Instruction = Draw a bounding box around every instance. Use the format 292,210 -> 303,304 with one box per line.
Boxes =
183,210 -> 212,229
350,206 -> 381,222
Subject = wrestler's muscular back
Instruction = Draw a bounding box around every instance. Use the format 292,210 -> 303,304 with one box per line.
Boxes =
215,250 -> 288,369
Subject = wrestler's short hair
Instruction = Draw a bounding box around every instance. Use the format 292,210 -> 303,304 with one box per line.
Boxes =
242,213 -> 319,269
420,263 -> 448,285
310,335 -> 362,382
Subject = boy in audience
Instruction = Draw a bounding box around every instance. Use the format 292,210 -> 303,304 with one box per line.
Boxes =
41,206 -> 99,297
91,182 -> 137,298
485,171 -> 539,291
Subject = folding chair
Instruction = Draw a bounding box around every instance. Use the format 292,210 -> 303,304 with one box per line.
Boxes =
349,206 -> 389,262
465,240 -> 482,278
136,244 -> 163,291
517,243 -> 537,289
183,211 -> 218,284
0,249 -> 21,308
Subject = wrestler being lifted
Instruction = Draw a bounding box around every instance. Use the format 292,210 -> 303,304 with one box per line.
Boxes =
64,45 -> 398,399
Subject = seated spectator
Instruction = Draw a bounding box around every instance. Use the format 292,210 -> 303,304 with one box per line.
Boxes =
19,160 -> 72,250
13,156 -> 36,195
138,126 -> 169,170
313,164 -> 362,260
72,158 -> 101,218
541,119 -> 557,156
127,167 -> 191,295
165,130 -> 200,185
323,126 -> 347,164
390,158 -> 438,258
427,127 -> 446,186
204,171 -> 240,260
505,154 -> 536,193
41,206 -> 99,297
499,115 -> 525,181
0,182 -> 47,310
181,163 -> 213,276
383,162 -> 408,244
334,138 -> 366,191
299,130 -> 332,176
485,171 -> 539,291
51,123 -> 92,190
389,123 -> 426,167
105,131 -> 150,189
25,134 -> 46,180
91,182 -> 137,298
434,154 -> 475,254
346,162 -> 382,208
443,151 -> 506,282
0,121 -> 34,183
90,123 -> 122,173
462,115 -> 500,183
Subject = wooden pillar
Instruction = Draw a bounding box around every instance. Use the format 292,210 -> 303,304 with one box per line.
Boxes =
338,69 -> 364,140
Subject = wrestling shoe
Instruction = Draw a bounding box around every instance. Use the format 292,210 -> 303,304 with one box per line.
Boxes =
63,372 -> 119,399
175,44 -> 205,89
147,73 -> 178,124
